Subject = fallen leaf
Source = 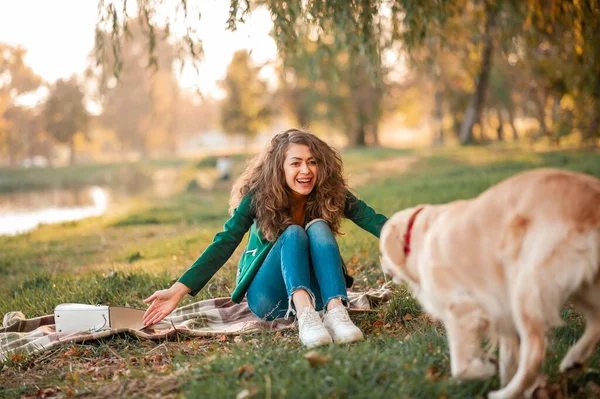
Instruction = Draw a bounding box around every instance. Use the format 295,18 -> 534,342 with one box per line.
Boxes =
40,387 -> 59,398
153,355 -> 164,365
237,363 -> 255,380
303,350 -> 330,367
425,365 -> 440,382
62,348 -> 80,357
403,314 -> 413,321
155,364 -> 170,373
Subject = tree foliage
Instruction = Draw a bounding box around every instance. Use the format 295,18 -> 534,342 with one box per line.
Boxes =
521,0 -> 600,142
93,0 -> 600,147
95,19 -> 180,156
0,0 -> 596,166
219,50 -> 271,140
44,77 -> 89,165
0,43 -> 42,164
95,0 -> 203,79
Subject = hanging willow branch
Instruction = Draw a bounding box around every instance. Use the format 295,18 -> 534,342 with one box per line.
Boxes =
95,0 -> 203,80
93,0 -> 488,81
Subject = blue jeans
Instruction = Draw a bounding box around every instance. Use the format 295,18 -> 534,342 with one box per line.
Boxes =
246,220 -> 348,321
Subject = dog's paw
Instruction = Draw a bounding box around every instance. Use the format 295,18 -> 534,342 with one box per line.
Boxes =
488,387 -> 516,399
559,356 -> 584,373
455,357 -> 497,380
524,375 -> 548,398
475,357 -> 498,379
488,374 -> 547,399
487,390 -> 505,399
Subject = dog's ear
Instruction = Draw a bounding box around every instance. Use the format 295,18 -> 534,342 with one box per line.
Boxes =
380,209 -> 411,284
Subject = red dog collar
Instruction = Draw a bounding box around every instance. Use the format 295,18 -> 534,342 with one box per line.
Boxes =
404,207 -> 424,256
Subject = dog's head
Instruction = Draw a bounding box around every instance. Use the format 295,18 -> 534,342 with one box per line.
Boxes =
380,206 -> 426,288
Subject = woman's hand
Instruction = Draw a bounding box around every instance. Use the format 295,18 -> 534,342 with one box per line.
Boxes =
143,282 -> 191,326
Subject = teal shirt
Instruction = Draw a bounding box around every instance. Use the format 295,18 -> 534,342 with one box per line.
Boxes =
178,190 -> 388,303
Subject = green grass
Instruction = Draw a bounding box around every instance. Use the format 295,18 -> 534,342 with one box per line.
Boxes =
1,145 -> 600,398
0,162 -> 154,193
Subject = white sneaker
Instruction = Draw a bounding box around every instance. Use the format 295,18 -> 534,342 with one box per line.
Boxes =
323,306 -> 364,344
297,309 -> 332,348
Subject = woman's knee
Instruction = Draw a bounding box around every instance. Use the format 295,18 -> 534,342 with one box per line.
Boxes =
281,224 -> 308,242
306,219 -> 336,242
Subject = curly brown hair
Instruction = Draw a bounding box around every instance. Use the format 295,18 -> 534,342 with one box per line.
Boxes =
230,128 -> 349,242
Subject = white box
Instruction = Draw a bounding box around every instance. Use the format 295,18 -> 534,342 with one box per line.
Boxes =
55,303 -> 110,333
54,303 -> 147,333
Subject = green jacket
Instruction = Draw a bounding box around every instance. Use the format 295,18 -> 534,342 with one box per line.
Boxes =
178,190 -> 388,303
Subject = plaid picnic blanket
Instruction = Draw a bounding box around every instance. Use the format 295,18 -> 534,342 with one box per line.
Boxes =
0,285 -> 392,361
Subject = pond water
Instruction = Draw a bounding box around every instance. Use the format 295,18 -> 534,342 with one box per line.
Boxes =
0,186 -> 110,236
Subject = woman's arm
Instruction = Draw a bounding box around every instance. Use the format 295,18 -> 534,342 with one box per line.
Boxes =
344,191 -> 388,237
177,192 -> 255,295
143,193 -> 255,325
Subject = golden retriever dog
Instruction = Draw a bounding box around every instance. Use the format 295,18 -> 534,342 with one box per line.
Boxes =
380,168 -> 600,398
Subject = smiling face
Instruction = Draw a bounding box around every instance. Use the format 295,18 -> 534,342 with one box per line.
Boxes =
283,143 -> 318,196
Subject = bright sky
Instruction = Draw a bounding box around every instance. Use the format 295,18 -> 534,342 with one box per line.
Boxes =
0,0 -> 277,100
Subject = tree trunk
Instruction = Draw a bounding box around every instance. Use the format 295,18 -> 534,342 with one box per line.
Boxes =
295,104 -> 310,129
69,136 -> 76,166
588,106 -> 599,146
584,67 -> 600,146
370,121 -> 380,146
140,135 -> 149,159
354,120 -> 367,147
8,149 -> 16,167
452,114 -> 462,138
552,97 -> 561,146
506,106 -> 519,141
45,153 -> 54,168
433,81 -> 444,145
496,109 -> 504,141
297,113 -> 309,129
533,93 -> 550,143
7,130 -> 17,167
370,89 -> 383,146
480,110 -> 491,142
459,4 -> 496,144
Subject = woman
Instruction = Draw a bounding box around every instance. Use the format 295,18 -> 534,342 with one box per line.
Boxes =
143,129 -> 388,348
